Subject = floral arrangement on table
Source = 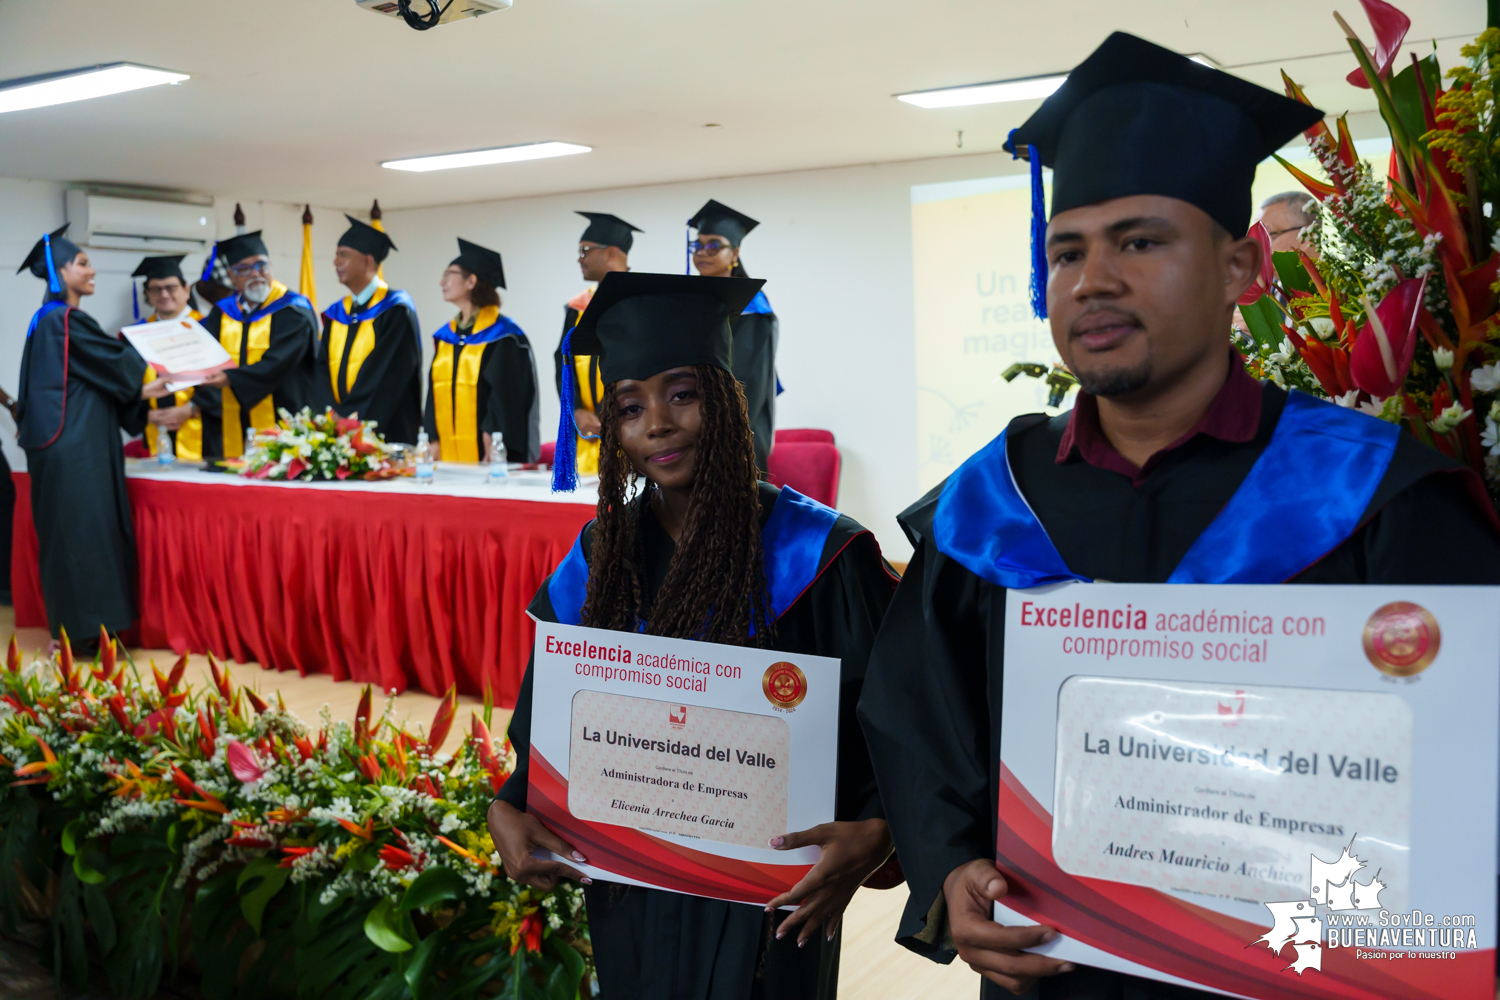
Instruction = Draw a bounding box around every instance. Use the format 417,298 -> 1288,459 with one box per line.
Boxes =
1237,0 -> 1500,502
0,628 -> 590,1000
240,406 -> 408,481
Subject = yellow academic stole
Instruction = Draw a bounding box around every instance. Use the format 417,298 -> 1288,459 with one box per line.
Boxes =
326,283 -> 387,404
218,284 -> 286,456
431,305 -> 500,462
143,308 -> 204,461
567,289 -> 604,476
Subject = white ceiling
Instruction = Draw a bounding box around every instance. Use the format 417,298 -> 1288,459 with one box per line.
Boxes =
0,0 -> 1482,210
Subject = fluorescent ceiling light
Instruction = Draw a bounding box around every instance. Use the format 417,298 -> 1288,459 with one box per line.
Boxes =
897,75 -> 1066,109
382,141 -> 591,172
0,63 -> 189,115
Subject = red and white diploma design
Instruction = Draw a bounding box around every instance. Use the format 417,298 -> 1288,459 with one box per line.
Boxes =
1000,583 -> 1500,999
525,619 -> 840,904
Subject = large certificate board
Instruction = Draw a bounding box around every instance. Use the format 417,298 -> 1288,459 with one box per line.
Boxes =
526,619 -> 840,904
1000,583 -> 1498,999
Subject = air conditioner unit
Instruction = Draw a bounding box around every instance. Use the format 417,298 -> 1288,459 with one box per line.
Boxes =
64,190 -> 215,253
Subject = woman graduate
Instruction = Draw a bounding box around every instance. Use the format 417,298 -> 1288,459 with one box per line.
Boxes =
689,200 -> 779,470
488,271 -> 897,999
15,226 -> 172,643
423,238 -> 540,462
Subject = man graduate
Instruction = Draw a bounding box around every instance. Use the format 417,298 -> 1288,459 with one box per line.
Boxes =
857,32 -> 1500,1000
132,254 -> 205,461
557,211 -> 640,476
16,227 -> 168,643
689,199 -> 779,470
195,232 -> 318,459
316,216 -> 422,444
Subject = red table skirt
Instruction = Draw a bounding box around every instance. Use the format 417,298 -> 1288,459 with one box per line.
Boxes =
11,472 -> 594,707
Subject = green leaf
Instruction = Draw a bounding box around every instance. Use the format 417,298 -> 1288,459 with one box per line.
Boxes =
1271,251 -> 1314,295
238,855 -> 292,936
364,897 -> 415,953
543,936 -> 585,1000
60,817 -> 83,856
82,881 -> 117,953
1239,296 -> 1286,352
73,851 -> 107,884
400,865 -> 468,911
1389,54 -> 1443,152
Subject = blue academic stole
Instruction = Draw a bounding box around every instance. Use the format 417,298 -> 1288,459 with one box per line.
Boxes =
932,390 -> 1400,587
321,287 -> 415,328
432,310 -> 522,346
742,290 -> 773,317
216,288 -> 313,324
546,486 -> 840,626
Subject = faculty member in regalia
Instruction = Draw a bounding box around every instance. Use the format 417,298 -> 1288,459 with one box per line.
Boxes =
15,227 -> 172,644
194,232 -> 318,459
490,272 -> 898,999
557,211 -> 640,476
316,216 -> 422,444
423,238 -> 540,462
857,33 -> 1500,1000
132,254 -> 206,461
689,200 -> 780,471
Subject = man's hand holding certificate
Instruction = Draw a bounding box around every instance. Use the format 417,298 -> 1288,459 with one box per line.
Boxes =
122,317 -> 235,390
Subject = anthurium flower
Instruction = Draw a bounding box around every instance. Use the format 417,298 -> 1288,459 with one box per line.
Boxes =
226,741 -> 268,783
1237,223 -> 1277,306
1345,0 -> 1410,89
1350,276 -> 1427,398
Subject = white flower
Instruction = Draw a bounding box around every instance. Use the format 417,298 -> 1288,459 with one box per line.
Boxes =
1482,420 -> 1500,457
1307,317 -> 1338,342
1332,390 -> 1359,408
1429,404 -> 1472,434
1433,347 -> 1455,371
1471,363 -> 1500,395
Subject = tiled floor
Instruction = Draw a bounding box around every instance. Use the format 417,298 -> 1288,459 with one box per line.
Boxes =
0,607 -> 978,998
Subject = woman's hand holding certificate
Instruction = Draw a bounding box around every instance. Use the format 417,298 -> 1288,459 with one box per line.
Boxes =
764,817 -> 893,945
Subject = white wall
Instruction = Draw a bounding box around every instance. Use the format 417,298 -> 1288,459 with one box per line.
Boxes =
382,151 -> 1024,560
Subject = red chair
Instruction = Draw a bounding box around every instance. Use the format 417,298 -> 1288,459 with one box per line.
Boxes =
767,435 -> 841,508
775,428 -> 834,445
539,440 -> 556,466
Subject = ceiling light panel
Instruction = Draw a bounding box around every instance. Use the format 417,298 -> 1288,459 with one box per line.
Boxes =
897,75 -> 1067,109
0,64 -> 189,115
381,142 -> 592,172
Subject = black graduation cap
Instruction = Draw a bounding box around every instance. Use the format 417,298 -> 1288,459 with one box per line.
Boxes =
452,238 -> 505,289
688,200 -> 759,247
1006,32 -> 1324,239
571,271 -> 764,385
576,212 -> 643,253
215,231 -> 269,266
132,255 -> 188,283
18,225 -> 81,281
338,215 -> 397,262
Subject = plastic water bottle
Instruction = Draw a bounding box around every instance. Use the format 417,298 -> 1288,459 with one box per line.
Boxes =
415,429 -> 434,484
244,425 -> 258,457
156,427 -> 176,467
488,434 -> 508,482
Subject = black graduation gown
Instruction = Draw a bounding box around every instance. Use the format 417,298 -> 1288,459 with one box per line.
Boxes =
314,288 -> 422,445
499,482 -> 896,1000
191,293 -> 317,458
17,305 -> 149,639
730,310 -> 778,472
857,382 -> 1500,1000
422,315 -> 540,463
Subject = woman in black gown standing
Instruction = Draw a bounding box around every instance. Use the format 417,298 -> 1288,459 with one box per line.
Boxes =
15,226 -> 169,645
488,272 -> 897,999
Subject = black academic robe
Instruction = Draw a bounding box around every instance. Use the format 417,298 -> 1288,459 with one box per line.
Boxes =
17,305 -> 149,639
856,382 -> 1500,1000
315,285 -> 422,445
192,290 -> 318,459
731,308 -> 778,472
499,482 -> 896,1000
423,312 -> 540,463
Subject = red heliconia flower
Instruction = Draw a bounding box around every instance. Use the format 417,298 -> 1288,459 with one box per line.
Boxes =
97,627 -> 116,682
1349,276 -> 1427,398
357,752 -> 383,783
292,734 -> 316,762
245,689 -> 269,714
1237,222 -> 1278,306
469,715 -> 509,792
512,912 -> 544,955
197,708 -> 219,757
169,766 -> 228,814
208,653 -> 233,702
136,707 -> 178,742
1345,0 -> 1411,89
167,654 -> 188,693
278,845 -> 317,868
6,635 -> 21,674
107,694 -> 134,732
354,685 -> 374,747
378,843 -> 415,871
56,628 -> 78,692
226,741 -> 268,783
336,416 -> 362,435
337,816 -> 375,841
413,774 -> 442,799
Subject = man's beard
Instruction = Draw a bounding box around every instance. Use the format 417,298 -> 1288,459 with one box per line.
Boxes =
1075,357 -> 1153,397
243,279 -> 271,304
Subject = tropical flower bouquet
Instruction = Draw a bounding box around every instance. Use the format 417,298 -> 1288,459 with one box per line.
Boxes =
240,407 -> 408,481
1238,0 -> 1500,503
0,629 -> 590,999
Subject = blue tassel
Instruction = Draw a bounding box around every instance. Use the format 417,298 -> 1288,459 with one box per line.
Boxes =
1009,129 -> 1048,321
199,245 -> 217,283
43,234 -> 60,295
551,327 -> 581,492
684,224 -> 691,275
132,282 -> 141,322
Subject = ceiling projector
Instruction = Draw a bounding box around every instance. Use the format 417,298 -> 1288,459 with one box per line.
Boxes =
355,0 -> 511,30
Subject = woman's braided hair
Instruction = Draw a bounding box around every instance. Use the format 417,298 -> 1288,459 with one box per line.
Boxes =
580,365 -> 774,647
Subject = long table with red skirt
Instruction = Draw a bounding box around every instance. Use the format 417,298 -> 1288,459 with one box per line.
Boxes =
10,462 -> 596,708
